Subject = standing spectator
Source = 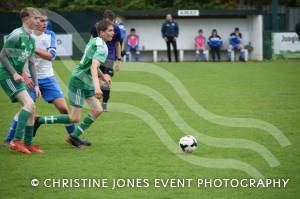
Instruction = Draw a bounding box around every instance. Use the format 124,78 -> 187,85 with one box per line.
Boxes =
227,27 -> 245,61
161,14 -> 179,62
194,29 -> 208,62
126,28 -> 140,62
295,18 -> 300,39
208,29 -> 223,62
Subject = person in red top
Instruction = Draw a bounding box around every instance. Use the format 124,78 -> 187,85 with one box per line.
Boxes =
194,29 -> 208,62
126,28 -> 140,62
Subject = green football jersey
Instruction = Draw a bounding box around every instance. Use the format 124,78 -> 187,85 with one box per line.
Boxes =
0,27 -> 35,80
70,37 -> 108,90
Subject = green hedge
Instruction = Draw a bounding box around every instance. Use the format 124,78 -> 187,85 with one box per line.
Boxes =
1,0 -> 300,12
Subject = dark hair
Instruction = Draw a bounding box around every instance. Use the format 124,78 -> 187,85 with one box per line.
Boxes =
103,10 -> 115,22
234,27 -> 239,31
198,29 -> 203,33
211,29 -> 217,34
130,28 -> 136,32
96,20 -> 113,34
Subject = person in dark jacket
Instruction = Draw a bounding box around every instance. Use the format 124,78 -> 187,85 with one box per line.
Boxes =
295,20 -> 300,39
161,14 -> 179,62
208,29 -> 223,62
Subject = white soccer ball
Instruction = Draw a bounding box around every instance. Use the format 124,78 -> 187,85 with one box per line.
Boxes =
179,135 -> 198,153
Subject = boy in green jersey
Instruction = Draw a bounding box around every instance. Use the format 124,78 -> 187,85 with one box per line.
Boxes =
35,20 -> 113,148
0,7 -> 43,154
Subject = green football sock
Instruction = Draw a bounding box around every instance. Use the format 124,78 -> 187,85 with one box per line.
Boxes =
24,126 -> 34,146
71,114 -> 94,137
38,115 -> 71,124
14,108 -> 32,141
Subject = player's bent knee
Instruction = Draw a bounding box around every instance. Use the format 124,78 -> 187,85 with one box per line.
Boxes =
91,107 -> 103,118
24,100 -> 35,113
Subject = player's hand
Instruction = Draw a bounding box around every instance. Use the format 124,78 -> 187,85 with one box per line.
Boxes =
103,74 -> 112,87
22,70 -> 34,87
173,37 -> 177,41
95,87 -> 102,99
34,86 -> 41,98
115,60 -> 121,72
24,76 -> 34,88
13,73 -> 24,83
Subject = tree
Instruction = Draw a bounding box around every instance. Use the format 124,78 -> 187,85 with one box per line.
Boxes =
0,0 -> 299,12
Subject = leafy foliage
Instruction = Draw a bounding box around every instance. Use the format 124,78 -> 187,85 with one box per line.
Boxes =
0,0 -> 299,12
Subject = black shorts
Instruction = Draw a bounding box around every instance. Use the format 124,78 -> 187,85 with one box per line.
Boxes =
99,59 -> 114,77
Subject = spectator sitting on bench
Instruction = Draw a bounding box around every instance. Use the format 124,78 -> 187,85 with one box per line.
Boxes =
126,28 -> 140,62
227,27 -> 246,61
195,29 -> 208,62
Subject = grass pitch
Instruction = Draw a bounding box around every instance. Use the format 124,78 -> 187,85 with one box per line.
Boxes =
0,60 -> 299,198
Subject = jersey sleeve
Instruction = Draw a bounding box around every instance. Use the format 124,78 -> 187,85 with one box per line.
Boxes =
4,31 -> 20,49
92,40 -> 107,63
47,31 -> 57,60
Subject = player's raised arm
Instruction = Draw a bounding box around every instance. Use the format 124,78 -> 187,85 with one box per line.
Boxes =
35,48 -> 52,61
35,31 -> 57,61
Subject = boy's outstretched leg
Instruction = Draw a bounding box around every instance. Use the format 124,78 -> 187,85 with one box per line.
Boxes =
67,96 -> 103,148
33,113 -> 72,137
